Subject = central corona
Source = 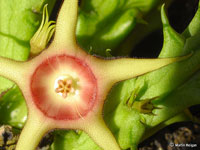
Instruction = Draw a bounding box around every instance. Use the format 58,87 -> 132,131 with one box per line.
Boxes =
30,54 -> 97,120
54,75 -> 79,98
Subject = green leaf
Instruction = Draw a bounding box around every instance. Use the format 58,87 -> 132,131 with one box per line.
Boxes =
142,110 -> 193,141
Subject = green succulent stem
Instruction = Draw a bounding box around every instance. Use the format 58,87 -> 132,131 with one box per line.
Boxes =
141,111 -> 192,142
183,1 -> 200,38
159,4 -> 186,58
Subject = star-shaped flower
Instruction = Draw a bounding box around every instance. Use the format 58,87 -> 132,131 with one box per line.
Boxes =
0,0 -> 189,150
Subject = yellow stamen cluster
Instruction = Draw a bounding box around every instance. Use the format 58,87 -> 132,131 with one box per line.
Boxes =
55,79 -> 75,98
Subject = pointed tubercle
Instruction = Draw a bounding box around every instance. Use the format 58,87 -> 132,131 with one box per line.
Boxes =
159,4 -> 185,58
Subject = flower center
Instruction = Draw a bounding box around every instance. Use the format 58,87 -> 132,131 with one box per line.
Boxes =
54,75 -> 79,98
30,54 -> 97,120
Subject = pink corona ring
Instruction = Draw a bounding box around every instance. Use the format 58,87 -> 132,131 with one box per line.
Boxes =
30,54 -> 98,120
